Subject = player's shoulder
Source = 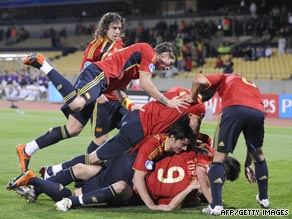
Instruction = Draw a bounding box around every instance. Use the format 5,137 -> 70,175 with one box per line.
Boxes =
87,36 -> 107,48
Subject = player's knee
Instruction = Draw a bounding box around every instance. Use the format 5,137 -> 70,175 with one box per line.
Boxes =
66,125 -> 83,137
68,97 -> 85,112
250,147 -> 265,162
89,152 -> 101,165
113,181 -> 129,194
72,163 -> 87,178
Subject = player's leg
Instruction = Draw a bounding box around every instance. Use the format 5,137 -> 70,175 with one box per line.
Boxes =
41,154 -> 90,179
23,54 -> 79,106
23,54 -> 106,111
243,108 -> 269,208
7,170 -> 72,203
56,152 -> 137,211
48,111 -> 134,174
55,181 -> 133,211
203,106 -> 243,215
17,103 -> 94,171
87,100 -> 128,153
45,111 -> 142,176
89,110 -> 144,164
47,164 -> 102,186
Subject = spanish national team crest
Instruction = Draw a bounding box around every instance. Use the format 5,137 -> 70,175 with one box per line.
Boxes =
145,160 -> 154,171
148,63 -> 155,73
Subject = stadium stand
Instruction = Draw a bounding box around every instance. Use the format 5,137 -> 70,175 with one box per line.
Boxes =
0,0 -> 291,101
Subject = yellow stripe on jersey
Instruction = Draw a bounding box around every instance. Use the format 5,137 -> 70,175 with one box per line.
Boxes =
77,72 -> 105,95
100,39 -> 117,60
87,37 -> 102,60
91,101 -> 98,137
64,90 -> 77,102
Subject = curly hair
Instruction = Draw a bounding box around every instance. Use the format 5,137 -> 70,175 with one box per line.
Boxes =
94,12 -> 125,38
154,42 -> 178,60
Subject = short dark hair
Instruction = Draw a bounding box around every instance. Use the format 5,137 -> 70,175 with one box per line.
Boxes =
94,12 -> 125,38
167,122 -> 196,144
154,42 -> 177,59
224,156 -> 241,181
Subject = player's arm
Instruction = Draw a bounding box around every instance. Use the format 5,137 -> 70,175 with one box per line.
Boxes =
139,71 -> 189,113
190,75 -> 210,104
132,170 -> 157,210
112,89 -> 144,111
196,165 -> 212,203
166,180 -> 200,210
244,151 -> 257,184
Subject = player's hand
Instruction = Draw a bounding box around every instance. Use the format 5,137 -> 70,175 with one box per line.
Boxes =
130,104 -> 145,112
96,94 -> 109,104
167,96 -> 189,113
188,180 -> 200,190
184,95 -> 200,104
245,166 -> 257,184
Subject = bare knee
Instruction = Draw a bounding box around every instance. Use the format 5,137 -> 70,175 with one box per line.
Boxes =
112,181 -> 128,193
89,152 -> 101,165
112,181 -> 133,201
66,116 -> 84,137
250,147 -> 265,162
68,96 -> 86,112
71,163 -> 88,178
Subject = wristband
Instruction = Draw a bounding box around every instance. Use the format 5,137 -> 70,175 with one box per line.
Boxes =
121,97 -> 134,110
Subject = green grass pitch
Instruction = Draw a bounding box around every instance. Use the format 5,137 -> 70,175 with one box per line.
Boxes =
0,108 -> 291,219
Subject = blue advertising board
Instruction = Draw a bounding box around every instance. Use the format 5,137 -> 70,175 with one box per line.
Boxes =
279,94 -> 292,119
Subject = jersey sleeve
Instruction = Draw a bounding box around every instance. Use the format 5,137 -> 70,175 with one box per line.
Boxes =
132,135 -> 161,172
204,74 -> 224,91
138,43 -> 156,75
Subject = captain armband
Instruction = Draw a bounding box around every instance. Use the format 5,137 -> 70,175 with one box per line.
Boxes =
121,97 -> 135,111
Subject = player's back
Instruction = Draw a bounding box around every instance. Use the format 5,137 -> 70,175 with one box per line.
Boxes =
140,87 -> 204,136
207,74 -> 264,112
146,151 -> 196,203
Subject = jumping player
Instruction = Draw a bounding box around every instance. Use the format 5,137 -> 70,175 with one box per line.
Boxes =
23,41 -> 186,114
16,12 -> 132,172
189,73 -> 269,215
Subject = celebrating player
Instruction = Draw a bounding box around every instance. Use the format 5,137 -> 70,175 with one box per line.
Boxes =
16,12 -> 131,172
189,73 -> 269,215
23,41 -> 186,114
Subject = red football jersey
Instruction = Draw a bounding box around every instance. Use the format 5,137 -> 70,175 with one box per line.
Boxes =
81,37 -> 124,100
94,43 -> 156,93
202,74 -> 264,112
146,151 -> 197,204
132,133 -> 168,173
139,87 -> 206,137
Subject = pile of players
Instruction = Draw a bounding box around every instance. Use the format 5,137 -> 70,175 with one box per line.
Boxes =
7,12 -> 269,215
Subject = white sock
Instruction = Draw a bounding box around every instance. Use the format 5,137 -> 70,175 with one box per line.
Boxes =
40,60 -> 53,75
25,140 -> 40,156
52,164 -> 63,175
78,195 -> 84,205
